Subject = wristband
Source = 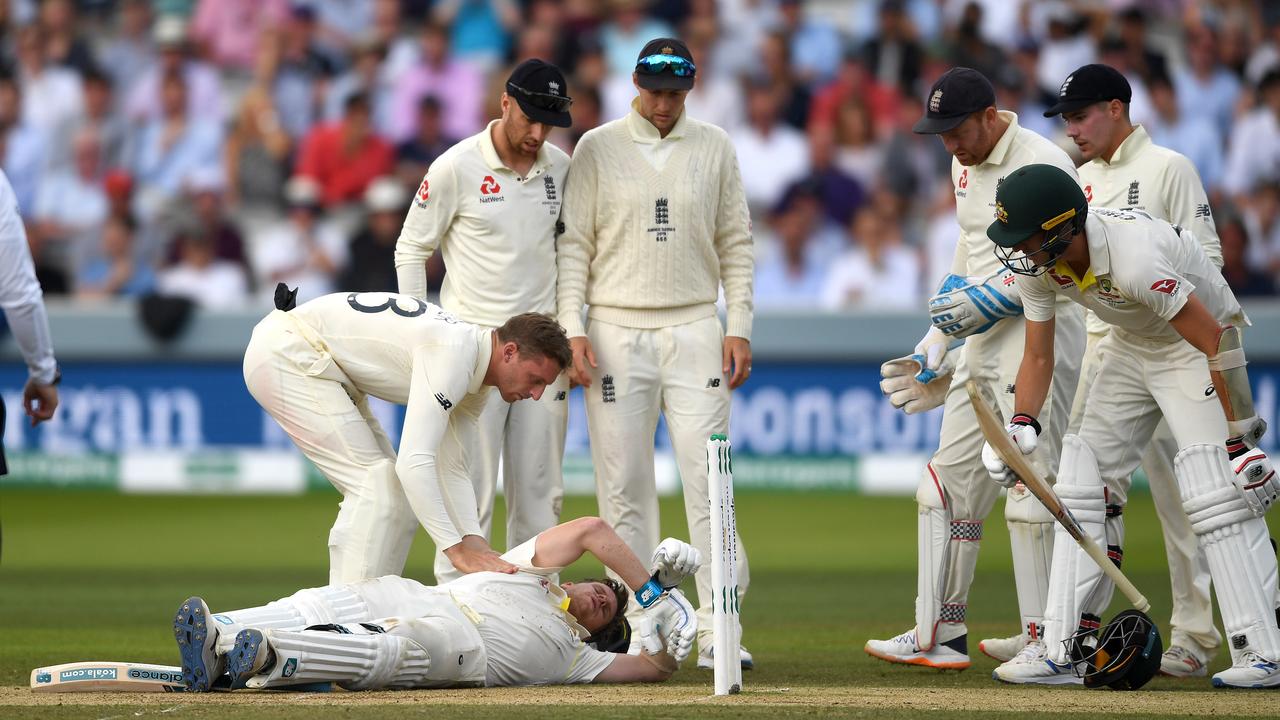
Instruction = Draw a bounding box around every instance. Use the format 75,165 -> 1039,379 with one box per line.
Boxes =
1010,413 -> 1041,436
635,579 -> 664,608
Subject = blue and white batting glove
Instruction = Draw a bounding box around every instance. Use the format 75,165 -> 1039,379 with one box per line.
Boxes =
633,588 -> 697,662
928,270 -> 1023,339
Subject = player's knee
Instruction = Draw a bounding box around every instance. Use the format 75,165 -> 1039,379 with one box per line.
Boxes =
1176,444 -> 1254,536
916,463 -> 948,510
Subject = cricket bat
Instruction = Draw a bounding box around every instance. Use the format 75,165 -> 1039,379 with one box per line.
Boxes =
965,380 -> 1151,613
31,662 -> 187,692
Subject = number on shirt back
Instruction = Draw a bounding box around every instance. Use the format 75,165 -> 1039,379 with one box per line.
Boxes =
346,292 -> 430,318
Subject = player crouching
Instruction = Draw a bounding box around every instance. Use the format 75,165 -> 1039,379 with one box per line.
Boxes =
980,164 -> 1280,688
173,517 -> 701,690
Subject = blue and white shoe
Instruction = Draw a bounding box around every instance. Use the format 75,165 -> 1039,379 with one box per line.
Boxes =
174,596 -> 224,692
992,640 -> 1082,685
1212,652 -> 1280,688
696,645 -> 755,670
226,628 -> 275,689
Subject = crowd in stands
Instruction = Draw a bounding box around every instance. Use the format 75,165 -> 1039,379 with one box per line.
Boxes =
4,0 -> 1280,314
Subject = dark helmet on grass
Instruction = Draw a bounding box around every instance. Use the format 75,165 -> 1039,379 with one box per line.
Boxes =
1067,609 -> 1163,691
986,163 -> 1088,276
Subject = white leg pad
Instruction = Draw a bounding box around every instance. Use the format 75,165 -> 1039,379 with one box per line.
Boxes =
249,622 -> 432,690
916,464 -> 978,648
1005,484 -> 1055,640
1043,435 -> 1108,664
212,585 -> 370,654
1177,444 -> 1280,661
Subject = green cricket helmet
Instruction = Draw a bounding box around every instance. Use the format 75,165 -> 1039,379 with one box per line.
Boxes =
986,163 -> 1088,276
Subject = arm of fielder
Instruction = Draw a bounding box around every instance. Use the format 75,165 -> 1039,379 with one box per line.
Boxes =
965,380 -> 1151,613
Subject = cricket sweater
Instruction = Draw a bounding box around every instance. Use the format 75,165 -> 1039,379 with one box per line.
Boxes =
556,101 -> 754,340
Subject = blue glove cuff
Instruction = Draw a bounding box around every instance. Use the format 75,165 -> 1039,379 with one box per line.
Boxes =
635,579 -> 664,608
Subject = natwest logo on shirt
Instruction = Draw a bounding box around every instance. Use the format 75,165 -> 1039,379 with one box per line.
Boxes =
958,168 -> 968,189
479,175 -> 505,204
1084,184 -> 1093,202
1150,278 -> 1179,295
415,178 -> 429,208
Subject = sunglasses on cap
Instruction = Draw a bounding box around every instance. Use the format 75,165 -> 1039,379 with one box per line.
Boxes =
506,82 -> 573,113
635,54 -> 696,78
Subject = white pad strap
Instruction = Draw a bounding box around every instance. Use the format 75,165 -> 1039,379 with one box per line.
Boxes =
1006,485 -> 1054,639
1176,443 -> 1280,661
213,585 -> 370,654
1207,348 -> 1246,371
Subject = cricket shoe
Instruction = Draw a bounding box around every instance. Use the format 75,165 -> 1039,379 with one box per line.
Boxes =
992,640 -> 1081,685
696,645 -> 755,670
1212,652 -> 1280,688
863,629 -> 970,670
174,596 -> 224,692
1160,645 -> 1208,678
225,628 -> 276,689
978,633 -> 1027,663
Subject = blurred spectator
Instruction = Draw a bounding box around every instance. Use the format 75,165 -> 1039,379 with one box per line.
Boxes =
389,23 -> 484,143
268,5 -> 343,141
248,176 -> 347,305
821,203 -> 921,310
125,15 -> 223,124
861,0 -> 924,97
1223,68 -> 1280,201
754,180 -> 845,310
433,0 -> 520,72
600,0 -> 673,79
339,177 -> 404,292
98,0 -> 156,103
396,96 -> 456,189
832,98 -> 883,191
156,231 -> 249,310
1116,6 -> 1168,84
757,29 -> 812,130
223,85 -> 291,221
75,213 -> 156,299
776,0 -> 842,87
682,15 -> 744,130
31,128 -> 110,293
371,0 -> 421,82
734,78 -> 810,215
1034,5 -> 1093,101
296,92 -> 394,209
805,123 -> 865,227
880,95 -> 943,213
308,0 -> 376,57
922,182 -> 960,292
325,37 -> 397,138
0,71 -> 49,218
994,63 -> 1055,140
810,50 -> 899,138
14,24 -> 83,168
1174,24 -> 1242,139
78,68 -> 128,171
943,2 -> 1005,82
190,0 -> 289,73
128,69 -> 223,221
1098,37 -> 1154,129
1146,72 -> 1224,193
1219,210 -> 1275,297
562,83 -> 601,152
1243,181 -> 1280,275
39,0 -> 96,74
172,167 -> 249,275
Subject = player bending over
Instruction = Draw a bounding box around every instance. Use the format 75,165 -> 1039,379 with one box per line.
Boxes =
173,517 -> 701,691
981,164 -> 1280,688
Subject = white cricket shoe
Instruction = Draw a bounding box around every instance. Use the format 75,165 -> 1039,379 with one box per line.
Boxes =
992,640 -> 1081,685
1160,645 -> 1208,678
864,628 -> 970,670
696,645 -> 754,670
979,633 -> 1027,663
1212,652 -> 1280,688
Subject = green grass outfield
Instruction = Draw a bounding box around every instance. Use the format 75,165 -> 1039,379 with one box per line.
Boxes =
0,488 -> 1276,719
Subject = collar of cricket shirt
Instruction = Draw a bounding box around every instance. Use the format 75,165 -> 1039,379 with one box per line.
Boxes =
627,97 -> 688,144
1053,212 -> 1113,289
470,329 -> 495,394
981,110 -> 1021,167
478,119 -> 551,179
1103,124 -> 1152,166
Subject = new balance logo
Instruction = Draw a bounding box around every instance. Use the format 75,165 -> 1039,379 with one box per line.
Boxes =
435,393 -> 453,410
1195,203 -> 1212,219
706,378 -> 721,388
553,390 -> 566,401
601,375 -> 616,403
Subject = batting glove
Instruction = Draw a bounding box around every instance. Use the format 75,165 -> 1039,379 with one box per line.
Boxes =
650,538 -> 702,591
1228,438 -> 1280,516
928,270 -> 1023,339
982,414 -> 1040,489
633,589 -> 696,663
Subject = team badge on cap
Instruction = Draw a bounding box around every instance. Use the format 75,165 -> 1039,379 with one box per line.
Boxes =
995,201 -> 1009,224
929,89 -> 943,113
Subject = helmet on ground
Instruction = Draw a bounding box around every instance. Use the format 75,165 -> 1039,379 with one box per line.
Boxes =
1068,609 -> 1163,691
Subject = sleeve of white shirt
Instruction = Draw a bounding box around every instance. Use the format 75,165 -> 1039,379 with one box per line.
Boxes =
1124,230 -> 1194,321
0,172 -> 57,384
1020,272 -> 1058,323
1161,155 -> 1223,268
395,155 -> 459,300
556,135 -> 601,338
712,129 -> 755,340
396,341 -> 485,548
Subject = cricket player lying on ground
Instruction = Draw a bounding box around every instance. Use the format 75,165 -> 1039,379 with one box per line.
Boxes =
173,517 -> 701,691
979,163 -> 1280,688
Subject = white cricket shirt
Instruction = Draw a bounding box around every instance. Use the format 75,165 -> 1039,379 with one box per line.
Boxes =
1020,208 -> 1244,343
395,120 -> 570,326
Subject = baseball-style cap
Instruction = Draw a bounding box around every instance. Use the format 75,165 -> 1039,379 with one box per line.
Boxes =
1043,63 -> 1132,117
635,38 -> 696,91
912,67 -> 996,134
506,59 -> 573,128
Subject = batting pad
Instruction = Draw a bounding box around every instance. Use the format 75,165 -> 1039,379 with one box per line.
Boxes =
250,623 -> 431,691
1177,444 -> 1280,662
1005,485 -> 1054,640
914,463 -> 978,648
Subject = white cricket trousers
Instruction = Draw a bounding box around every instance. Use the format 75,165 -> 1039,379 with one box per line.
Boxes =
583,315 -> 749,639
433,372 -> 569,583
1069,328 -> 1220,657
243,310 -> 419,585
